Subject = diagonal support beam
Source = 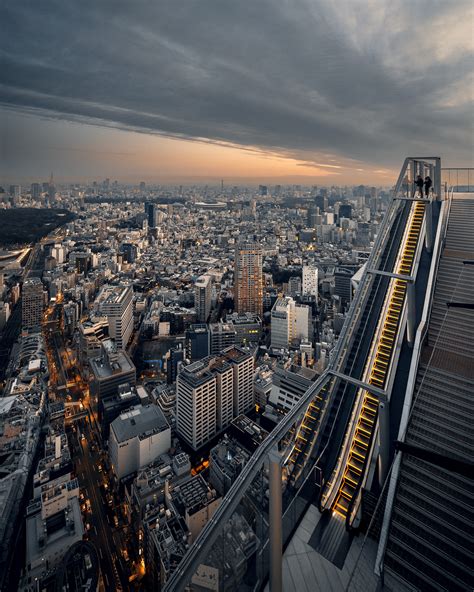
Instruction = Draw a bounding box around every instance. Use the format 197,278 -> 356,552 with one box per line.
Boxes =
329,370 -> 387,402
366,269 -> 414,282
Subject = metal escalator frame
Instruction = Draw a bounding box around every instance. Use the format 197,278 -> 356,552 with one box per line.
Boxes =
330,201 -> 427,525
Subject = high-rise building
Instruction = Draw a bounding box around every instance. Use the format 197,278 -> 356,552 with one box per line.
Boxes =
22,277 -> 44,330
334,267 -> 355,304
339,202 -> 352,220
31,183 -> 41,199
145,202 -> 162,228
97,285 -> 133,350
302,265 -> 318,298
234,241 -> 263,315
271,297 -> 311,349
9,185 -> 20,198
176,361 -> 217,450
314,194 -> 328,212
225,347 -> 254,417
194,275 -> 212,323
176,347 -> 254,450
307,206 -> 318,228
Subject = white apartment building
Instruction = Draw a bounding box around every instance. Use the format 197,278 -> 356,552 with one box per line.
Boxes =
302,265 -> 318,298
97,284 -> 133,350
176,347 -> 254,450
271,297 -> 311,349
194,274 -> 212,323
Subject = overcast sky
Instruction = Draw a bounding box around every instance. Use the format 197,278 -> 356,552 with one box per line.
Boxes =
1,0 -> 473,184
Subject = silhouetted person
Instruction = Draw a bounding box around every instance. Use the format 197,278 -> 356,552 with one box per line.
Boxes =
415,175 -> 424,196
424,176 -> 432,197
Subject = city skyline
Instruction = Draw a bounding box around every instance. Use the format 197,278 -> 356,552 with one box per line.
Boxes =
2,1 -> 473,183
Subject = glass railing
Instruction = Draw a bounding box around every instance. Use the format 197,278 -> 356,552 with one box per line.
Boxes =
442,168 -> 474,192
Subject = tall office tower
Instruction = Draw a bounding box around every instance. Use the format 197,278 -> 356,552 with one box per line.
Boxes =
31,183 -> 41,199
223,347 -> 254,416
234,241 -> 263,315
339,203 -> 352,220
194,275 -> 212,322
302,265 -> 319,298
9,185 -> 21,199
22,278 -> 44,330
176,361 -> 217,450
48,173 -> 56,201
315,194 -> 328,212
144,202 -> 154,227
271,297 -> 311,349
145,202 -> 162,228
97,285 -> 133,350
307,206 -> 318,228
139,181 -> 146,192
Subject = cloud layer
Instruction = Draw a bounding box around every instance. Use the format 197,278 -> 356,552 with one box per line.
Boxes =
1,0 -> 473,174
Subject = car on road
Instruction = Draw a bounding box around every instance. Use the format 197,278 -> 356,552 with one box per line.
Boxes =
113,516 -> 119,528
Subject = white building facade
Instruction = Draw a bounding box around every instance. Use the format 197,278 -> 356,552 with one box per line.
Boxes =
302,265 -> 318,298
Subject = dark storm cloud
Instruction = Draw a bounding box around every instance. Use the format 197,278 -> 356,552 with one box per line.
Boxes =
1,0 -> 473,166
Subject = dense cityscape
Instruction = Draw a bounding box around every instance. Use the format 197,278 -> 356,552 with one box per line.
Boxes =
2,2 -> 473,591
0,178 -> 388,590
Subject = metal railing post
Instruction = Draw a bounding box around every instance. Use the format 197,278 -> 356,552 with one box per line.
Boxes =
269,447 -> 283,592
378,400 -> 390,486
407,280 -> 416,344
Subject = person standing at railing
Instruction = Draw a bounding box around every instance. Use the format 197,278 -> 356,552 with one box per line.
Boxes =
424,175 -> 432,198
415,175 -> 424,196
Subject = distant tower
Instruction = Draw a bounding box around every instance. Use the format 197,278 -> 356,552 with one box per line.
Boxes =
194,275 -> 212,323
31,183 -> 41,199
22,278 -> 44,330
221,179 -> 224,192
234,241 -> 263,315
48,172 -> 56,201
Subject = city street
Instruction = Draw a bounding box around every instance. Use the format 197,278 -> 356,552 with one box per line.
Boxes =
72,419 -> 127,591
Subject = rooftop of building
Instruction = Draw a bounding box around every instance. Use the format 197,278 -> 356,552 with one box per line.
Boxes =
173,474 -> 219,514
111,404 -> 169,443
89,342 -> 135,379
